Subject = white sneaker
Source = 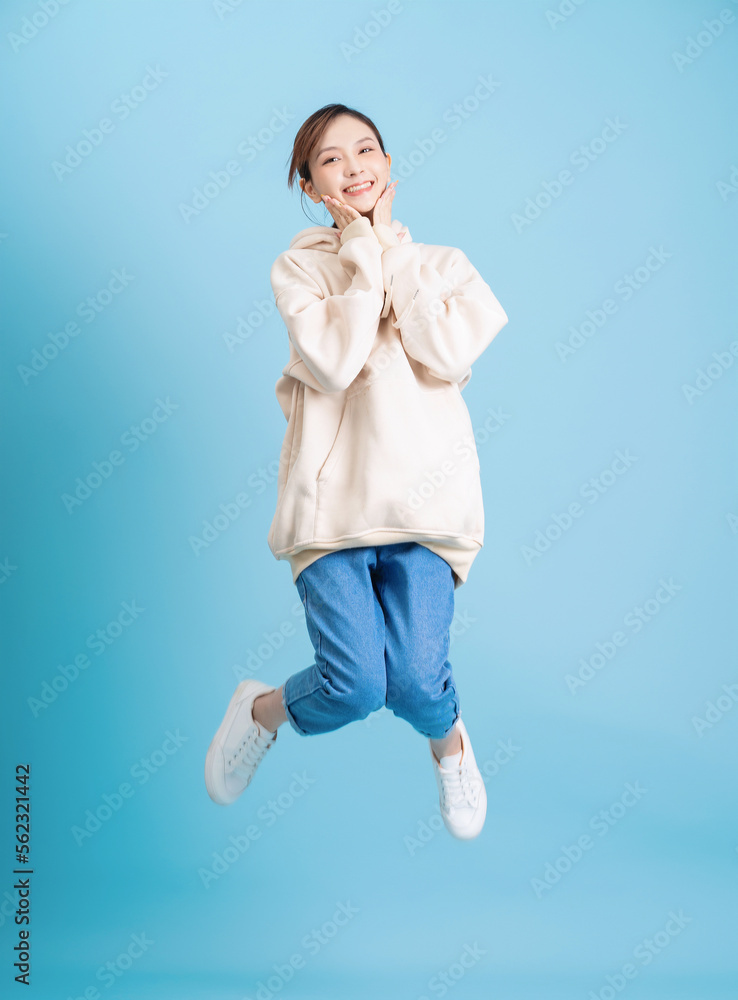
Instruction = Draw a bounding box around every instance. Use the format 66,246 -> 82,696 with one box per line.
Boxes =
430,718 -> 487,840
205,680 -> 278,806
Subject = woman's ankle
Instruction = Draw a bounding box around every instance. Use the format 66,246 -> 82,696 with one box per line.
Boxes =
253,687 -> 287,733
429,724 -> 462,761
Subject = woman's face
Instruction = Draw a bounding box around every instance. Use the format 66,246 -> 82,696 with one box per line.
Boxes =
301,115 -> 391,218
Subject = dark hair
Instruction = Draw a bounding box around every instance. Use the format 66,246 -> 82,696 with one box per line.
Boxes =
285,103 -> 387,226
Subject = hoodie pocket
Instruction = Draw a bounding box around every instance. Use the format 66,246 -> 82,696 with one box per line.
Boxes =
312,377 -> 484,542
316,396 -> 352,483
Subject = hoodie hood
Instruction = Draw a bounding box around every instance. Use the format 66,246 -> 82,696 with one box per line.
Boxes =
289,217 -> 411,252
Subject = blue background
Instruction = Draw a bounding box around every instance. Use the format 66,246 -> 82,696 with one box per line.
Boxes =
2,0 -> 737,997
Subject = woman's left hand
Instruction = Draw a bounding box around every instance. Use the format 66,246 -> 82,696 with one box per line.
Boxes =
370,179 -> 398,228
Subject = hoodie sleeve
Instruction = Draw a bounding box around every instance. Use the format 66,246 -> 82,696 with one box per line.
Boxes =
270,215 -> 384,394
379,242 -> 509,385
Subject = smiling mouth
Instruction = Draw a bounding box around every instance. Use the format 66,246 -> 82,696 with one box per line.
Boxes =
343,180 -> 375,196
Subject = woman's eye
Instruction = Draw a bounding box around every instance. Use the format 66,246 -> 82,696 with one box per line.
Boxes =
323,148 -> 374,165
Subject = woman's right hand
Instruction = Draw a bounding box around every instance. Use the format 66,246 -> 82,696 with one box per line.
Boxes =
322,194 -> 362,236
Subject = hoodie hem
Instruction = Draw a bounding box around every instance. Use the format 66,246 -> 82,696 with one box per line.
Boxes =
274,529 -> 481,590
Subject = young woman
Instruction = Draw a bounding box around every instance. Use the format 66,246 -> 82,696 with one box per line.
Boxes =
205,103 -> 509,840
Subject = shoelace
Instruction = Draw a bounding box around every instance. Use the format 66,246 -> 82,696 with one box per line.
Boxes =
439,759 -> 480,811
228,724 -> 274,780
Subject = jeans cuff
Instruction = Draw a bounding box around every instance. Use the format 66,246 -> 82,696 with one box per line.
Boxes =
282,677 -> 313,737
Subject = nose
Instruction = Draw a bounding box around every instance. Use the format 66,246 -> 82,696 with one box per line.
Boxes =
344,154 -> 365,175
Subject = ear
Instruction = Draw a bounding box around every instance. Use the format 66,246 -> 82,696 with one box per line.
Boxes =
386,153 -> 392,170
300,177 -> 321,204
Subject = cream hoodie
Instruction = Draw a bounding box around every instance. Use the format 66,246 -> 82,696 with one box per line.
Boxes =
267,212 -> 508,589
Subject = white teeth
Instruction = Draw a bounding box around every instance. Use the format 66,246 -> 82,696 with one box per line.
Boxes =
345,181 -> 372,193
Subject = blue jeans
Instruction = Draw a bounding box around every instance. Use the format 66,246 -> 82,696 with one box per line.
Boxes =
282,543 -> 461,740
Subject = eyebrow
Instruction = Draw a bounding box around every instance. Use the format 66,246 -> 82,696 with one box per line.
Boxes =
315,136 -> 375,158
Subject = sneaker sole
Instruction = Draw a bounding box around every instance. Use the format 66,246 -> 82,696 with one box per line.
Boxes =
205,680 -> 275,805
